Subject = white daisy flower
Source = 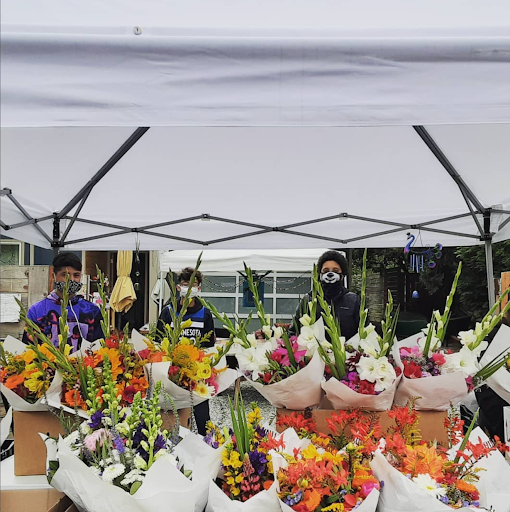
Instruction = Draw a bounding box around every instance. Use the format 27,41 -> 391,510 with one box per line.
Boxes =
101,463 -> 126,483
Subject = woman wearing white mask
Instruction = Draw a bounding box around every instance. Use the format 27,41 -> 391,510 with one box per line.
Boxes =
156,267 -> 215,434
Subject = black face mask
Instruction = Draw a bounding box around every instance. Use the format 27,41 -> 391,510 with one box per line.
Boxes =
320,272 -> 344,300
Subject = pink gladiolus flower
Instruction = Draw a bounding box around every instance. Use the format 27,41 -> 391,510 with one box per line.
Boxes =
400,345 -> 421,357
431,352 -> 446,365
361,481 -> 380,498
273,339 -> 307,367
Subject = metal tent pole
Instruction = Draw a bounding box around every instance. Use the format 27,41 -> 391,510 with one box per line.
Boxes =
484,211 -> 496,308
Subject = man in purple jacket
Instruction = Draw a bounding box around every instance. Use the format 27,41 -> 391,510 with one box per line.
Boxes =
22,252 -> 103,351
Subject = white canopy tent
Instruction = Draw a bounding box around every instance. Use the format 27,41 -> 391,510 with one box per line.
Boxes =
2,0 -> 510,306
159,249 -> 332,273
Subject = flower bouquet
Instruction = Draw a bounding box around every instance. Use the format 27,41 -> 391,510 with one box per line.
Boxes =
370,402 -> 508,511
205,394 -> 296,512
141,262 -> 237,411
203,264 -> 324,410
276,409 -> 381,512
480,323 -> 510,405
395,263 -> 510,410
319,251 -> 403,411
0,335 -> 63,411
42,356 -> 202,512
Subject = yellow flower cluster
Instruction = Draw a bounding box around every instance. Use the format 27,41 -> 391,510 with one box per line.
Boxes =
222,449 -> 244,497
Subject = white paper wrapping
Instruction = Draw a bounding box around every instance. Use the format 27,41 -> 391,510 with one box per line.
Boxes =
321,345 -> 403,411
145,362 -> 240,409
449,427 -> 510,512
44,436 -> 197,512
370,451 -> 478,512
130,329 -> 149,353
1,406 -> 13,445
206,478 -> 281,512
481,324 -> 510,405
247,350 -> 324,410
278,488 -> 379,512
394,371 -> 468,411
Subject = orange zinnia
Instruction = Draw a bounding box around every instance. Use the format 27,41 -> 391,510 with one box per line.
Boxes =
352,469 -> 378,489
403,445 -> 445,480
4,374 -> 25,389
130,377 -> 149,392
148,351 -> 165,363
456,479 -> 478,494
64,389 -> 86,409
38,344 -> 57,362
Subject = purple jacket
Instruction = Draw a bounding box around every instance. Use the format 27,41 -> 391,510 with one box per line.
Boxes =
22,291 -> 103,351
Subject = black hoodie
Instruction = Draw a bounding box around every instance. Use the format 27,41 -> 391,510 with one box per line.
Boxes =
290,285 -> 361,341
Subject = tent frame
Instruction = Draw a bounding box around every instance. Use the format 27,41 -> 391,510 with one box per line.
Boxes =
2,125 -> 509,306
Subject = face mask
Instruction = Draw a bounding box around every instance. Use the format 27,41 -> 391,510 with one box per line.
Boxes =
320,272 -> 344,300
54,280 -> 83,295
179,286 -> 200,298
320,271 -> 342,284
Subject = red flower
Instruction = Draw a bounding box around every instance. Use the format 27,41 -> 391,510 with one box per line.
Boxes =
431,353 -> 446,365
138,349 -> 150,360
105,338 -> 119,349
262,372 -> 273,384
358,379 -> 376,395
395,366 -> 402,377
403,360 -> 422,379
168,365 -> 180,379
122,385 -> 136,404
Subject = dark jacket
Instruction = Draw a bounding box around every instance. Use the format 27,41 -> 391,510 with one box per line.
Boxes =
290,286 -> 361,341
156,300 -> 216,347
22,291 -> 103,351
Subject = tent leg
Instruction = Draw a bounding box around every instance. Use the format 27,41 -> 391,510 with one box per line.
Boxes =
485,239 -> 495,308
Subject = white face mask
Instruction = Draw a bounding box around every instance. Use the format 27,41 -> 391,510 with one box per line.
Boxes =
179,286 -> 200,298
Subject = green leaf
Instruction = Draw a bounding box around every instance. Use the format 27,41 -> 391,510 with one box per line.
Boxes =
130,481 -> 142,495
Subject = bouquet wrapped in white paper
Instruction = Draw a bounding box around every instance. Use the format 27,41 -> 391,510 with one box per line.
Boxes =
481,324 -> 510,404
0,335 -> 63,411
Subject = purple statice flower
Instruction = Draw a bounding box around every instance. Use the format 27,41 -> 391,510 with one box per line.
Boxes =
379,481 -> 384,489
88,411 -> 104,429
112,433 -> 125,454
463,501 -> 470,507
440,496 -> 449,504
471,502 -> 479,507
283,489 -> 303,506
248,449 -> 268,476
203,430 -> 219,449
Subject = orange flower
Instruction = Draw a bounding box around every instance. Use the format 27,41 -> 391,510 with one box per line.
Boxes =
22,349 -> 36,364
64,389 -> 86,410
172,344 -> 200,367
97,348 -> 123,379
115,381 -> 126,398
352,469 -> 378,489
0,368 -> 8,381
130,377 -> 149,394
38,344 -> 57,362
403,445 -> 445,480
148,352 -> 165,363
303,489 -> 321,511
456,479 -> 478,494
4,374 -> 25,389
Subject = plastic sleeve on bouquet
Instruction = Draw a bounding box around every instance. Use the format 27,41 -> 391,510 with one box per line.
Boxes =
393,372 -> 468,411
0,372 -> 63,412
247,350 -> 325,410
449,427 -> 510,512
370,451 -> 476,512
322,344 -> 403,411
481,324 -> 510,404
206,478 -> 281,512
49,437 -> 197,512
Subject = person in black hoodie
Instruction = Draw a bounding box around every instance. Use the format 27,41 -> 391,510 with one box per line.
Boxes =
156,267 -> 215,435
290,250 -> 360,340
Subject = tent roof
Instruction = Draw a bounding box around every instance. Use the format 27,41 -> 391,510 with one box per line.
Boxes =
1,0 -> 510,251
160,249 -> 332,273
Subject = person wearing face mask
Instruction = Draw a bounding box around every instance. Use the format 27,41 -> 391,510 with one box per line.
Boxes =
22,252 -> 103,351
155,267 -> 216,435
290,250 -> 360,341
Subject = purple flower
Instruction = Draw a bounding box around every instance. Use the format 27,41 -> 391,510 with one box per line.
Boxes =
112,433 -> 125,454
347,371 -> 358,382
283,490 -> 303,506
88,411 -> 104,429
248,449 -> 268,476
440,496 -> 449,504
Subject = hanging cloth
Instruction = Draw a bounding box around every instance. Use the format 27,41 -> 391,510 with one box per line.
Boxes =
110,250 -> 137,313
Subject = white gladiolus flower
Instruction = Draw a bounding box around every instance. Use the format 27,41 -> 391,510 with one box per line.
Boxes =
272,326 -> 283,340
412,474 -> 446,497
442,347 -> 479,377
458,329 -> 488,356
297,320 -> 326,356
236,342 -> 271,379
418,335 -> 441,357
373,357 -> 397,391
356,355 -> 379,383
434,310 -> 442,323
262,325 -> 273,339
300,314 -> 312,327
359,330 -> 381,358
364,323 -> 376,335
246,334 -> 258,348
101,463 -> 126,483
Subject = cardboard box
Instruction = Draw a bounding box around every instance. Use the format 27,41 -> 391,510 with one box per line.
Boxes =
162,407 -> 191,430
276,398 -> 449,446
0,489 -> 64,512
13,411 -> 65,476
